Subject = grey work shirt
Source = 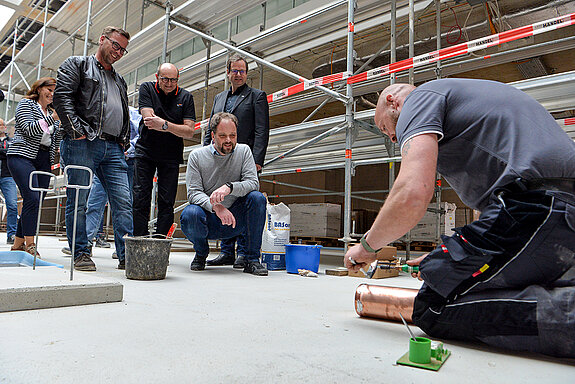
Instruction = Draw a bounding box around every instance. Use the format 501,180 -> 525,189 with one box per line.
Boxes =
102,69 -> 124,137
186,143 -> 259,212
396,78 -> 575,211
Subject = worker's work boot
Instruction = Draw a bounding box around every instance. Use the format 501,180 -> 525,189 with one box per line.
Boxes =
190,255 -> 207,271
243,260 -> 268,276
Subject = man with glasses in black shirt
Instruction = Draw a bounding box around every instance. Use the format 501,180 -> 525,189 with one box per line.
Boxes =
132,63 -> 196,237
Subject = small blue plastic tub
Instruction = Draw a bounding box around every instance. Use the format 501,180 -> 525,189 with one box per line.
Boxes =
285,244 -> 322,274
0,250 -> 63,268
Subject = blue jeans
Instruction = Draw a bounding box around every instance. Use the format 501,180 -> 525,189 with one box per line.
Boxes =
86,157 -> 135,242
86,174 -> 107,241
180,191 -> 266,261
60,137 -> 133,261
219,236 -> 248,258
7,152 -> 51,237
126,157 -> 135,192
0,176 -> 18,239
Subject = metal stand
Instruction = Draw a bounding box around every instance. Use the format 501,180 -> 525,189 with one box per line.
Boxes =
28,171 -> 57,270
63,165 -> 93,281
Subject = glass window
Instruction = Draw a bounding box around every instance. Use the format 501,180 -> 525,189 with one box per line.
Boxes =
192,37 -> 206,54
211,23 -> 228,41
266,0 -> 293,19
137,57 -> 160,82
294,0 -> 310,6
237,5 -> 263,33
171,39 -> 194,62
125,70 -> 135,85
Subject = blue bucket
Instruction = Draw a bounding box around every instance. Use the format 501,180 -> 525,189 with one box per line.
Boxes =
285,244 -> 322,274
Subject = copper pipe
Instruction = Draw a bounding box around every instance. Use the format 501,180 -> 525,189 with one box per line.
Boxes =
355,284 -> 419,323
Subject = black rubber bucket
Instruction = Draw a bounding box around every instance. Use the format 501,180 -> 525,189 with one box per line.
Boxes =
124,235 -> 172,280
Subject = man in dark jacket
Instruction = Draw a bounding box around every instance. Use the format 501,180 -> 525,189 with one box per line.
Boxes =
53,26 -> 133,271
0,118 -> 18,244
203,55 -> 270,268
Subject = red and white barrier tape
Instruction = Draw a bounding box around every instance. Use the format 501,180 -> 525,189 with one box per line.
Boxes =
192,13 -> 575,132
348,13 -> 575,84
194,119 -> 209,131
267,71 -> 351,103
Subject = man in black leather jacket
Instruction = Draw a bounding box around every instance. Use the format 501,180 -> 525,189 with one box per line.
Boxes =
54,26 -> 133,272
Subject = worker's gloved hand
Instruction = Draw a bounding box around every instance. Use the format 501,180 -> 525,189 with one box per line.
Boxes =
344,243 -> 376,271
407,253 -> 428,281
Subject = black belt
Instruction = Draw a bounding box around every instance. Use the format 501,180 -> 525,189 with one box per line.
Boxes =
99,132 -> 123,144
39,144 -> 50,152
523,178 -> 575,194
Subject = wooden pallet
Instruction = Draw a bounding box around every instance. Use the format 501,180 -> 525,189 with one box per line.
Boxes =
290,236 -> 342,248
393,241 -> 438,252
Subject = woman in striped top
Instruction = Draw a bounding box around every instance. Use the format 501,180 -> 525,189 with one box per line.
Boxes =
7,77 -> 61,257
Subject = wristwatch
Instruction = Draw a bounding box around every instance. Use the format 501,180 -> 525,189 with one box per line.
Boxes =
162,121 -> 168,130
225,182 -> 234,193
360,231 -> 382,253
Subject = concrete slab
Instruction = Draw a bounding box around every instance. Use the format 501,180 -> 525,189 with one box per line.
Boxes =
0,266 -> 123,312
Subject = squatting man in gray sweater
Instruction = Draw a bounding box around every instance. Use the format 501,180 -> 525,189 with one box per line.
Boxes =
179,112 -> 268,276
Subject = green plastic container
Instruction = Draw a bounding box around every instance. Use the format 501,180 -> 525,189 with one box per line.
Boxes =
408,337 -> 431,364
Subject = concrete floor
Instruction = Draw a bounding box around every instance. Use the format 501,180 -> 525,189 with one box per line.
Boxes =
1,235 -> 574,383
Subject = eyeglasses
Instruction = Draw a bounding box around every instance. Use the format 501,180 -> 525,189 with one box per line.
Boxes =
230,69 -> 246,75
159,76 -> 179,83
104,35 -> 128,55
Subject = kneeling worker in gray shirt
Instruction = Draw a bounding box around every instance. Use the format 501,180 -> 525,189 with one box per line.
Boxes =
180,112 -> 268,276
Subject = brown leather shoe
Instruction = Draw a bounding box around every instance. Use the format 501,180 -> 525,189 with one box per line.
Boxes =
74,253 -> 96,271
10,243 -> 26,252
26,243 -> 41,259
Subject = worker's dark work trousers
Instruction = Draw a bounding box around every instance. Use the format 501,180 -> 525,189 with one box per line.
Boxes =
132,157 -> 180,236
413,184 -> 575,358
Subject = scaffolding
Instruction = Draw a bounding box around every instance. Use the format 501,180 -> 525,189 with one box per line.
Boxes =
1,0 -> 574,249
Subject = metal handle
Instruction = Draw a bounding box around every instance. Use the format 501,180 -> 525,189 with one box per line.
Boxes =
29,171 -> 57,269
63,165 -> 93,281
63,165 -> 93,190
29,171 -> 57,192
